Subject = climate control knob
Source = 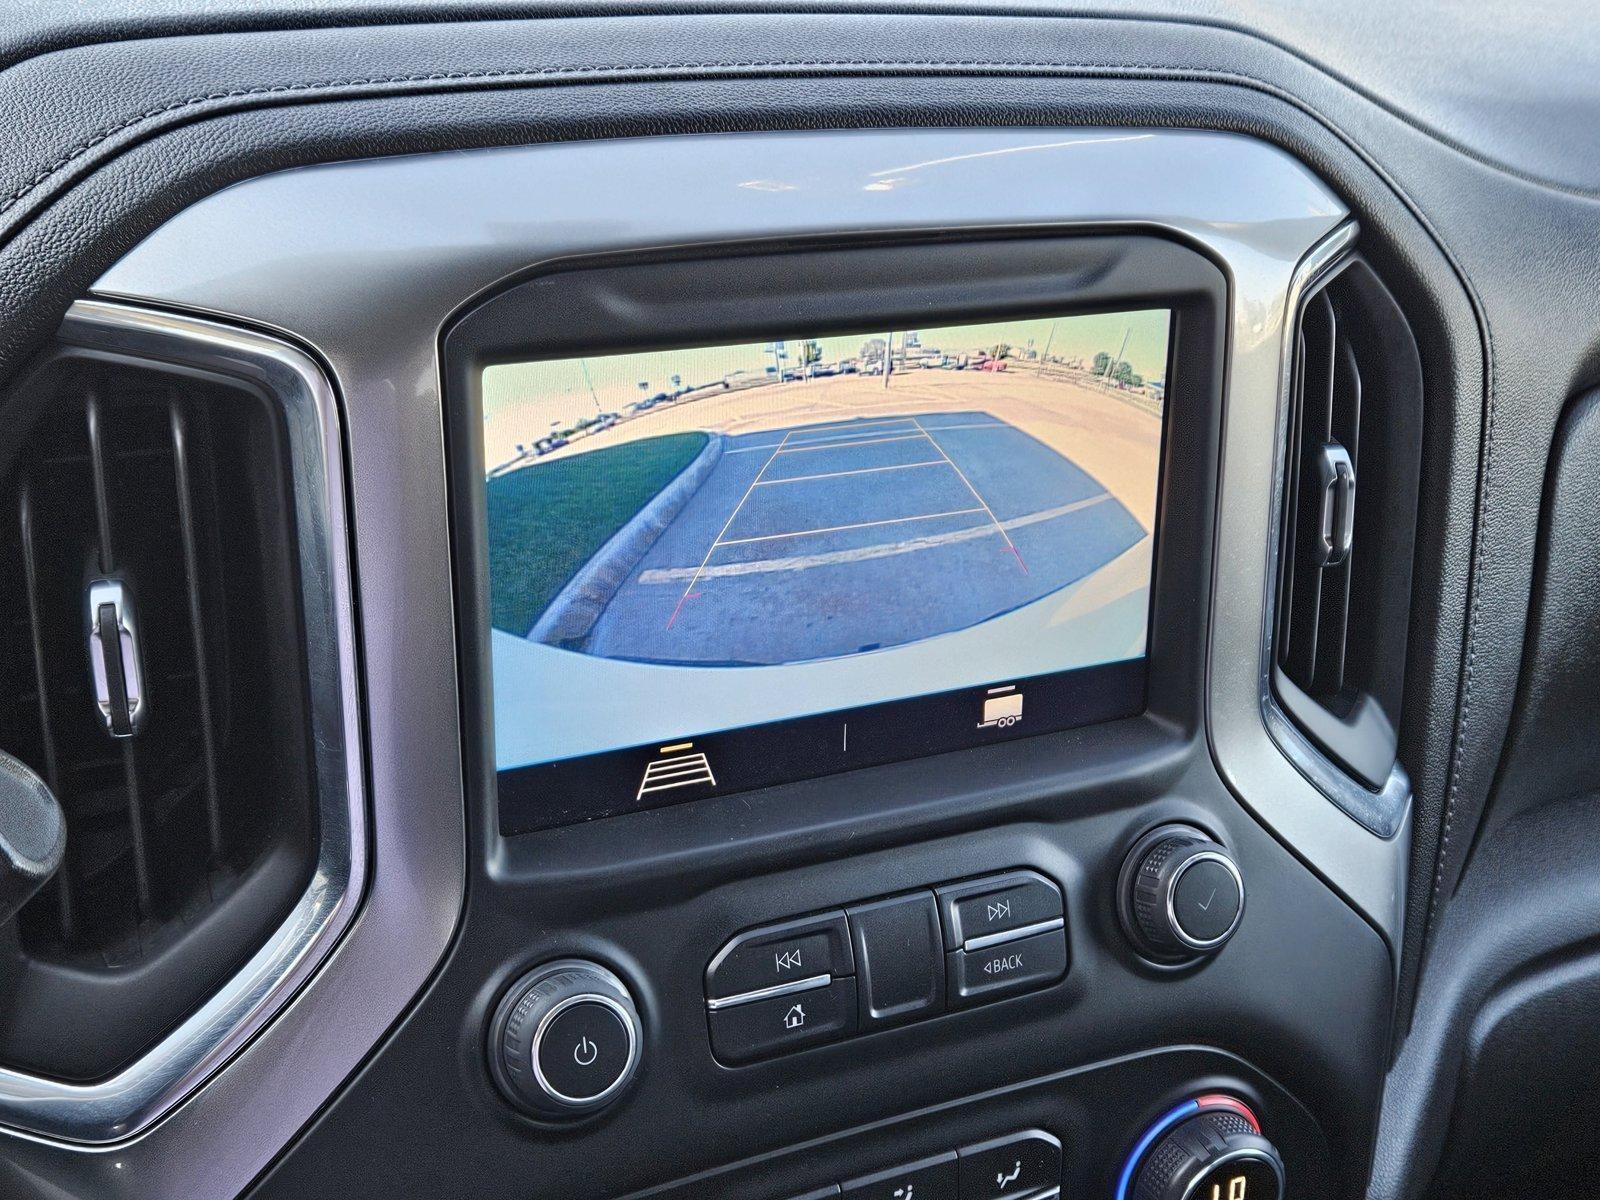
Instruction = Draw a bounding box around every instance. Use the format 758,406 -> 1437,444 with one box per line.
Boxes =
1126,1100 -> 1284,1200
488,959 -> 642,1119
1119,824 -> 1244,962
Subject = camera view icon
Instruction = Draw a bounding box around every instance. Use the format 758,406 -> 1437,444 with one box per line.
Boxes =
978,685 -> 1024,729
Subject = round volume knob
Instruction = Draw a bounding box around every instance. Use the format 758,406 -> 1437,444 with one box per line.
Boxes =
1120,824 -> 1244,961
488,959 -> 642,1119
1130,1104 -> 1284,1200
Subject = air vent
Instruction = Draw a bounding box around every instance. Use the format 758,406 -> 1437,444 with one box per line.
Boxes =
0,310 -> 331,1096
1273,255 -> 1422,792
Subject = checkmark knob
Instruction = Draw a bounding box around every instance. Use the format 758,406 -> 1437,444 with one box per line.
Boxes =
1120,824 -> 1245,962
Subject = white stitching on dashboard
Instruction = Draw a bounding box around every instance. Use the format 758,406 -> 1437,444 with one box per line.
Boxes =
0,57 -> 1342,215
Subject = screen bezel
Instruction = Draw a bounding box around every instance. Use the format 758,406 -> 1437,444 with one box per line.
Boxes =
442,232 -> 1228,838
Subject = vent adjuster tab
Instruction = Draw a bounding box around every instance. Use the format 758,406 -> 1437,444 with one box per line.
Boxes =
87,579 -> 145,737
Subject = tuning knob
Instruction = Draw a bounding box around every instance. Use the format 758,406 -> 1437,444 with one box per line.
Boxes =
1126,1099 -> 1284,1200
1119,824 -> 1244,962
487,960 -> 642,1119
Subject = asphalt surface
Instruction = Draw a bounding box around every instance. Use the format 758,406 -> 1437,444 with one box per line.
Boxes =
578,410 -> 1147,665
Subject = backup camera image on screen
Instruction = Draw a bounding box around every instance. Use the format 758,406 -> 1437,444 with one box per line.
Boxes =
485,309 -> 1169,810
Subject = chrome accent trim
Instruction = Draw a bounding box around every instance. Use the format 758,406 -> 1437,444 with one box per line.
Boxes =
0,300 -> 367,1145
705,973 -> 833,1011
529,993 -> 641,1108
962,916 -> 1066,953
1163,853 -> 1245,951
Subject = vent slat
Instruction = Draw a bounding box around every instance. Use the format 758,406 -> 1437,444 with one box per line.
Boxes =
87,396 -> 156,924
1277,328 -> 1307,667
1284,294 -> 1340,687
120,743 -> 154,924
1288,290 -> 1370,701
1320,336 -> 1365,695
85,393 -> 116,575
18,480 -> 74,943
170,402 -> 225,863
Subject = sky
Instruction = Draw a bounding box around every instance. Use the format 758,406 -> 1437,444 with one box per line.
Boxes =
482,309 -> 1170,438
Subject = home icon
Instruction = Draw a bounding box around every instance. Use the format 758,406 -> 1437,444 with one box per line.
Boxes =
783,1004 -> 807,1030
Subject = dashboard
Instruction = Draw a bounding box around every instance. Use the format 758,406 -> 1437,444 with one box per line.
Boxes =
0,6 -> 1596,1200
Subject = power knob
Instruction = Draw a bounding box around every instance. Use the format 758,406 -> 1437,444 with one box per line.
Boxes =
1119,824 -> 1244,962
488,959 -> 642,1119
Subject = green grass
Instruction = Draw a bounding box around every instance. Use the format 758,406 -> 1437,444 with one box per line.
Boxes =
488,431 -> 709,635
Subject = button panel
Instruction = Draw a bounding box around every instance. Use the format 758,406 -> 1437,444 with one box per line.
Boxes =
783,1131 -> 1060,1200
848,892 -> 945,1029
840,1152 -> 959,1200
948,927 -> 1070,1008
705,911 -> 853,1000
936,871 -> 1063,950
708,976 -> 857,1064
958,1131 -> 1062,1200
704,870 -> 1067,1064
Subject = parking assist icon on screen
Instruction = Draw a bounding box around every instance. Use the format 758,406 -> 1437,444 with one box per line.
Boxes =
978,685 -> 1024,729
636,742 -> 717,800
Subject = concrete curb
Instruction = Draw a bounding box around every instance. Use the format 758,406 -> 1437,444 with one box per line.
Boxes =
528,432 -> 724,645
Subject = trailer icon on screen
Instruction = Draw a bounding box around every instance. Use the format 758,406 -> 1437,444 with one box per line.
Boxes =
979,685 -> 1024,729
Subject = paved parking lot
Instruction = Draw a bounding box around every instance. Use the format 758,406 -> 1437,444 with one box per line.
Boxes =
582,410 -> 1147,665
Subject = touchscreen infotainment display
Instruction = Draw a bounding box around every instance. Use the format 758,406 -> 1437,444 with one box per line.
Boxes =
485,310 -> 1170,830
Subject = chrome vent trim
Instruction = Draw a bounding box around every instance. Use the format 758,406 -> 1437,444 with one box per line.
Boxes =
0,300 -> 365,1146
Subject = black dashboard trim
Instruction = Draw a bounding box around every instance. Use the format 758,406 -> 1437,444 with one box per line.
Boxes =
0,13 -> 1514,1196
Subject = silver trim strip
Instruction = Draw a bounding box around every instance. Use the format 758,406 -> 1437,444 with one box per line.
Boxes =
1206,215 -> 1412,943
962,917 -> 1066,953
0,301 -> 367,1145
706,973 -> 833,1011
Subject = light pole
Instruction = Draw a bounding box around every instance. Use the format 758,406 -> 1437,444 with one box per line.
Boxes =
1104,326 -> 1131,387
579,358 -> 602,413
